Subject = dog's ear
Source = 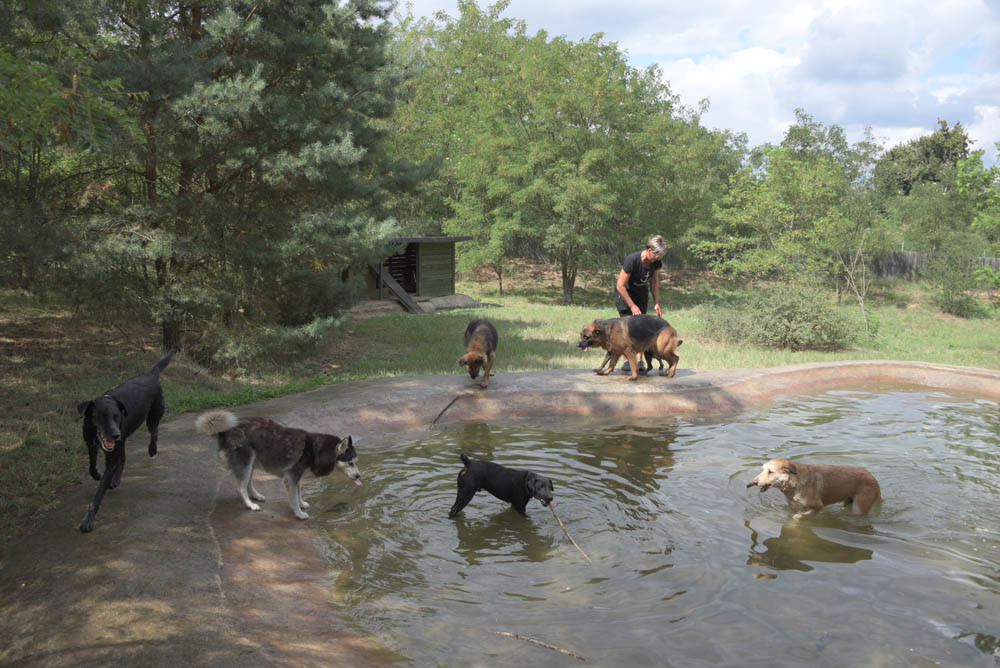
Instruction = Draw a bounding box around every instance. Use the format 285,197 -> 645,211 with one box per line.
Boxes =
458,355 -> 467,367
115,398 -> 128,417
781,462 -> 797,475
76,400 -> 93,417
334,435 -> 352,459
525,472 -> 539,493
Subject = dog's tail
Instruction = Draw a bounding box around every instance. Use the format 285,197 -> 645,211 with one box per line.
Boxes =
195,410 -> 239,436
150,348 -> 178,376
460,453 -> 471,469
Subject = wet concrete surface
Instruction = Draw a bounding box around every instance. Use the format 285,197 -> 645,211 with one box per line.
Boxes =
2,361 -> 998,667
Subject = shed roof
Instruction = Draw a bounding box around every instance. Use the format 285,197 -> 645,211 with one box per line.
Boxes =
389,236 -> 473,244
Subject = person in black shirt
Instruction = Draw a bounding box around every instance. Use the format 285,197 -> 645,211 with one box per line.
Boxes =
616,234 -> 667,317
614,235 -> 667,372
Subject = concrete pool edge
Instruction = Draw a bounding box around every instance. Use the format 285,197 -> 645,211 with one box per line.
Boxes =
1,361 -> 997,667
285,360 -> 1000,438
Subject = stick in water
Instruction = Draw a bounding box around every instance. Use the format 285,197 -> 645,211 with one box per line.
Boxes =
430,394 -> 461,426
549,503 -> 592,564
495,631 -> 586,662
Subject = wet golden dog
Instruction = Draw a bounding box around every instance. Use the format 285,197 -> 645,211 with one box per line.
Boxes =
576,314 -> 681,381
747,458 -> 882,519
458,318 -> 498,388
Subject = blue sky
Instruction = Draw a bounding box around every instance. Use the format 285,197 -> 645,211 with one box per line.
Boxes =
397,0 -> 1000,165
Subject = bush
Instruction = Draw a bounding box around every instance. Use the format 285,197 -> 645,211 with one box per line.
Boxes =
929,256 -> 987,318
699,285 -> 856,351
188,316 -> 343,371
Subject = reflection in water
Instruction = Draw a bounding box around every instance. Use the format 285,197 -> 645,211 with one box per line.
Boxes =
746,520 -> 874,572
453,511 -> 555,565
954,630 -> 1000,660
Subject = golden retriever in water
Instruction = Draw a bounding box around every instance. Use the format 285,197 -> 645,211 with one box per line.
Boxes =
747,458 -> 882,519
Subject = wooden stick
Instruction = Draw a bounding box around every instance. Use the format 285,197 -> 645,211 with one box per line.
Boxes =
495,631 -> 586,661
549,503 -> 592,564
430,395 -> 461,426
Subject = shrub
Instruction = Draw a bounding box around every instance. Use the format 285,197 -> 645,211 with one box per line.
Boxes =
188,316 -> 343,371
699,285 -> 856,351
929,255 -> 987,318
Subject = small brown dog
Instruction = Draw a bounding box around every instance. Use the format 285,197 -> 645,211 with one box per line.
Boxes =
458,318 -> 498,388
576,314 -> 681,381
747,458 -> 882,518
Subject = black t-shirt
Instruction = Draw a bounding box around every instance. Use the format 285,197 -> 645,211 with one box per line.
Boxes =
620,250 -> 662,302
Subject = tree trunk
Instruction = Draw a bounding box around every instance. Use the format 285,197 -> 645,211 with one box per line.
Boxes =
161,321 -> 181,351
560,258 -> 576,305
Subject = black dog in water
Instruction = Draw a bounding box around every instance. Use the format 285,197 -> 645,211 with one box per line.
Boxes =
448,453 -> 554,518
76,349 -> 176,533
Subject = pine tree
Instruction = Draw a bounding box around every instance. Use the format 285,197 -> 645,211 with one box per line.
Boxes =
29,0 -> 410,348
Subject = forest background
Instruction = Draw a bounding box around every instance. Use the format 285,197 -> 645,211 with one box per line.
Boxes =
3,0 -> 999,355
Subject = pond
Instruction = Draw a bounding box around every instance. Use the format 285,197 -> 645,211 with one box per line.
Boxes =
314,389 -> 1000,666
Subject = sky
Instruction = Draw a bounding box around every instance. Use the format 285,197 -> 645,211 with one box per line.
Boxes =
396,0 -> 1000,164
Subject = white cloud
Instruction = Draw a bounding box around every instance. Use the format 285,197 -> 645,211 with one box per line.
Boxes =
969,105 -> 1000,156
658,48 -> 801,144
396,0 -> 1000,162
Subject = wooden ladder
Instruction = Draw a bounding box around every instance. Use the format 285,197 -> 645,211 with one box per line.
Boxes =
368,264 -> 424,313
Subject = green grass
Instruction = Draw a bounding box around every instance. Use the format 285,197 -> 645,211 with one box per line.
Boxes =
0,269 -> 997,551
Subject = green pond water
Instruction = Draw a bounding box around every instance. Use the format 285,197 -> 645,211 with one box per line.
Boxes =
313,389 -> 1000,667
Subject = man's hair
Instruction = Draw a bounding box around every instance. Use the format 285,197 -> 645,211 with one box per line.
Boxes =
647,235 -> 667,258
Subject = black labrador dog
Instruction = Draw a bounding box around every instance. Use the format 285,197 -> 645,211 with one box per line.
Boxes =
448,453 -> 554,518
76,349 -> 176,533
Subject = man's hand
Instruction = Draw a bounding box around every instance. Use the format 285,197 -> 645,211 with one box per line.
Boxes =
630,304 -> 642,315
654,303 -> 662,317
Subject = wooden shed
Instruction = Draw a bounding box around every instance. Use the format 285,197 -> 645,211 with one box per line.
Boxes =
364,236 -> 472,312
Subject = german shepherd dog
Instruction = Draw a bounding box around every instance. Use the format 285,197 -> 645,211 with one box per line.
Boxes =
195,410 -> 361,520
577,315 -> 682,380
76,349 -> 176,533
458,318 -> 498,388
448,453 -> 554,518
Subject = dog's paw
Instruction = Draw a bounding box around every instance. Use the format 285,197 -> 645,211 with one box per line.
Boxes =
248,502 -> 262,511
90,469 -> 102,482
294,511 -> 310,520
148,444 -> 157,457
299,499 -> 310,509
79,517 -> 95,533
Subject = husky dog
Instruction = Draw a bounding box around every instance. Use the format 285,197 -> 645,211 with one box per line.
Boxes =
196,410 -> 361,520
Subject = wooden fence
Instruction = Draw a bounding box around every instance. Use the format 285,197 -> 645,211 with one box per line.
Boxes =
870,250 -> 1000,279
